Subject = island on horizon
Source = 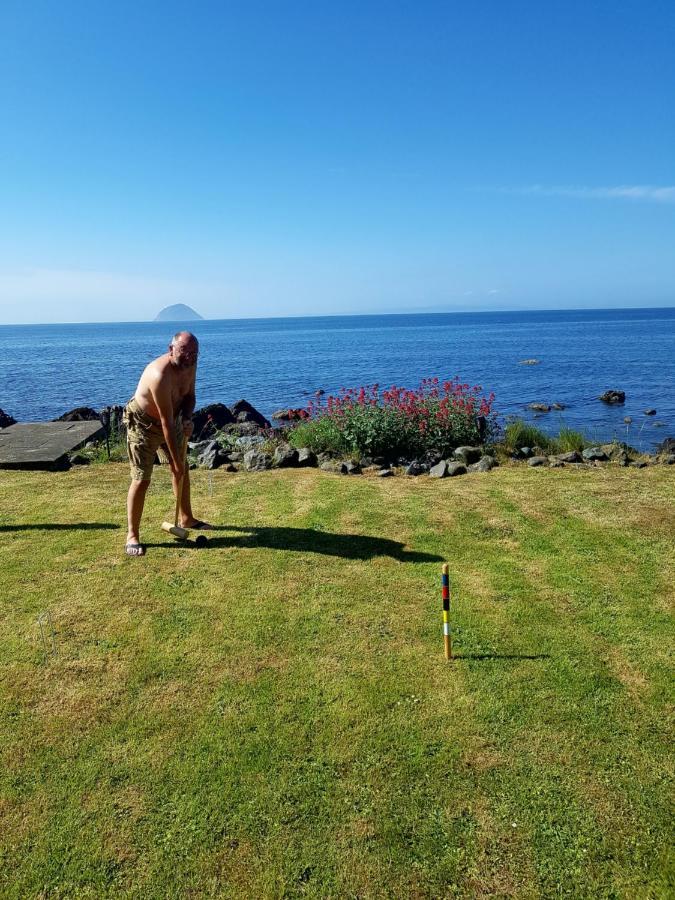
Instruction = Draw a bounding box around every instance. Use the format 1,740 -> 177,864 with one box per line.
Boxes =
154,303 -> 203,322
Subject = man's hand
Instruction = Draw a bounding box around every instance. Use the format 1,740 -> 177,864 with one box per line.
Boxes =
170,459 -> 184,482
182,419 -> 194,439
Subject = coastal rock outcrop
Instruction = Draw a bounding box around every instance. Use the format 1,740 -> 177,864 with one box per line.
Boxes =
55,407 -> 100,422
0,408 -> 17,429
599,390 -> 625,404
230,399 -> 271,429
192,403 -> 236,438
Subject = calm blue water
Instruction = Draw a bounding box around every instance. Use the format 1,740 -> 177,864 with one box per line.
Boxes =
1,308 -> 673,451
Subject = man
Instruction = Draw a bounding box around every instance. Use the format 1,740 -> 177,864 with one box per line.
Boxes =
124,331 -> 212,556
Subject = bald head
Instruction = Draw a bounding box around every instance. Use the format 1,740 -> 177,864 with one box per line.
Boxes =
169,331 -> 199,368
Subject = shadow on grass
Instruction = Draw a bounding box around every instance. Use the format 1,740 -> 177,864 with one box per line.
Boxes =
0,523 -> 119,531
148,525 -> 444,562
456,653 -> 551,661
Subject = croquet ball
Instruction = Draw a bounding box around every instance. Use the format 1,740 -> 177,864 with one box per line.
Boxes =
194,534 -> 208,548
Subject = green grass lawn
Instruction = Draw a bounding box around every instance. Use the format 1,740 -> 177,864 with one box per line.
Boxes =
1,463 -> 673,898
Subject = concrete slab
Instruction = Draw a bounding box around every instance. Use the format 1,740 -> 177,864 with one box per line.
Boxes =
0,421 -> 105,470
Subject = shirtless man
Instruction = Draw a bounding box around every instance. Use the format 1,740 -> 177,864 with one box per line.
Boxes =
124,331 -> 212,556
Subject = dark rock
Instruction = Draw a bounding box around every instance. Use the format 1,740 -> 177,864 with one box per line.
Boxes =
0,408 -> 17,429
197,442 -> 230,470
599,390 -> 625,404
468,456 -> 497,473
623,416 -> 632,424
429,460 -> 449,478
528,456 -> 548,467
405,460 -> 426,476
519,359 -> 540,365
582,447 -> 609,462
453,446 -> 482,465
297,448 -> 318,467
630,460 -> 647,469
644,409 -> 656,416
243,449 -> 273,471
192,403 -> 235,438
319,459 -> 341,473
519,446 -> 533,458
528,403 -> 551,413
548,459 -> 565,468
447,462 -> 468,476
377,468 -> 394,477
657,437 -> 675,455
55,406 -> 99,422
230,399 -> 271,429
221,421 -> 266,438
359,456 -> 375,468
551,402 -> 566,410
273,445 -> 299,468
554,450 -> 582,464
662,454 -> 675,465
225,463 -> 238,472
340,460 -> 361,475
227,451 -> 243,462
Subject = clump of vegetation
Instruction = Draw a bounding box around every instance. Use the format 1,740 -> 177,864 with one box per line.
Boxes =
289,377 -> 497,459
555,424 -> 589,453
503,419 -> 555,453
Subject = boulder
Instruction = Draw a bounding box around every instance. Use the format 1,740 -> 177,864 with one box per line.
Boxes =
319,459 -> 341,473
377,468 -> 394,477
551,402 -> 566,410
446,462 -> 468,477
582,447 -> 609,462
528,456 -> 548,467
623,417 -> 632,424
518,447 -> 533,458
599,390 -> 625,404
55,406 -> 99,422
340,460 -> 362,475
243,449 -> 273,471
197,441 -> 230,470
519,359 -> 540,365
429,460 -> 448,478
230,399 -> 271,429
296,448 -> 318,467
0,408 -> 17,429
273,445 -> 300,468
405,460 -> 426,476
657,437 -> 675,455
548,459 -> 565,468
554,450 -> 582,464
662,454 -> 675,465
453,446 -> 482,465
468,456 -> 497,473
192,403 -> 235,438
528,403 -> 551,413
630,460 -> 647,469
644,409 -> 656,416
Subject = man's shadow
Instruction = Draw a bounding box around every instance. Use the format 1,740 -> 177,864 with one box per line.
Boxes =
155,524 -> 443,563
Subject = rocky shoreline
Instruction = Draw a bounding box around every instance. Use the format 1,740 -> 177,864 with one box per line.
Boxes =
1,399 -> 673,475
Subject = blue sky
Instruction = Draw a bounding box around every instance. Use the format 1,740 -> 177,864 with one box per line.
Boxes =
0,0 -> 673,323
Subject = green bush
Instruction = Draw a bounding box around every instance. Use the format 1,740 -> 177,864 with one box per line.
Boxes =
503,419 -> 555,453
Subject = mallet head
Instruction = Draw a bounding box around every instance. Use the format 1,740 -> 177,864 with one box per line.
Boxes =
161,521 -> 189,540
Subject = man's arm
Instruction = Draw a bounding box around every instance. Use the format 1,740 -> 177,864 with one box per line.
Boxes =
150,375 -> 183,477
179,368 -> 197,437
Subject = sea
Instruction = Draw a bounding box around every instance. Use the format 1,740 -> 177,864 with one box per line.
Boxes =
1,307 -> 673,452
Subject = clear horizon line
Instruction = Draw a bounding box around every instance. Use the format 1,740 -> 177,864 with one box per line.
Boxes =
1,303 -> 674,327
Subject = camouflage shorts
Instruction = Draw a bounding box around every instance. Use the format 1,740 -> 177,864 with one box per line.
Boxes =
123,398 -> 184,482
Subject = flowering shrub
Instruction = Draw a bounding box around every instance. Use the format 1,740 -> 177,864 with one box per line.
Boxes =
289,377 -> 496,459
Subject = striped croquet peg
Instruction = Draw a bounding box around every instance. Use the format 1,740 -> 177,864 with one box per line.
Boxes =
442,563 -> 452,659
